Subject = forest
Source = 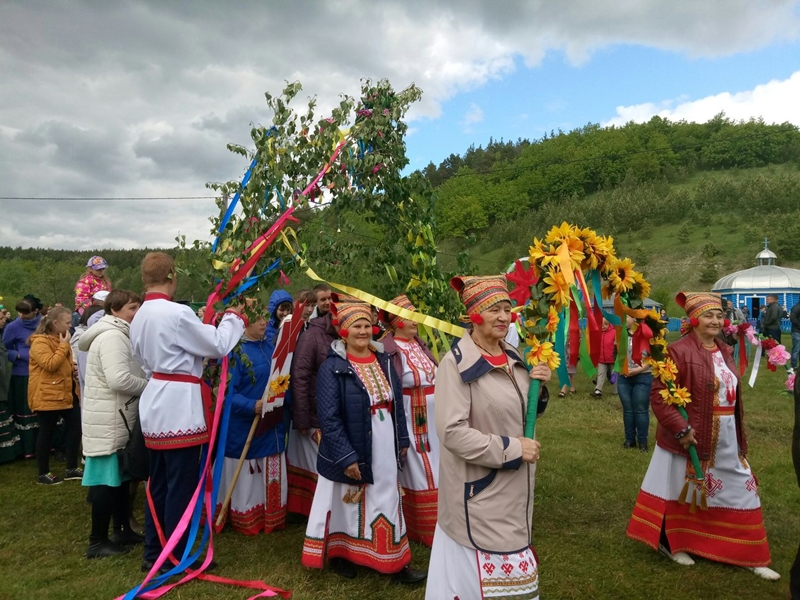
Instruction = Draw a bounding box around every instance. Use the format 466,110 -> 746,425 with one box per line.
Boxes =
2,113 -> 799,314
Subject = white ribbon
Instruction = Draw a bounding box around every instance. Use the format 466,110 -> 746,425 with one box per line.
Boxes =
748,342 -> 763,388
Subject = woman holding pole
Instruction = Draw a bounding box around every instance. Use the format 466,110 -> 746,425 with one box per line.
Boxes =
215,307 -> 289,534
425,275 -> 551,600
626,292 -> 779,580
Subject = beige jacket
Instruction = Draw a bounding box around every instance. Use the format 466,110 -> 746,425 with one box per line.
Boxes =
434,333 -> 547,553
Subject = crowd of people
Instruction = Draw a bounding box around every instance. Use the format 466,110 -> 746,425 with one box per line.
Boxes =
1,252 -> 799,599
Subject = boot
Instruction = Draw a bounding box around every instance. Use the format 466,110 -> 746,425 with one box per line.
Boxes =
86,537 -> 131,559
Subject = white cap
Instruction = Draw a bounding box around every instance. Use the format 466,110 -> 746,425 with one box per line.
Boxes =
92,290 -> 110,302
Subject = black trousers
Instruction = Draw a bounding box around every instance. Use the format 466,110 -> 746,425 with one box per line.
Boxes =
791,539 -> 800,599
36,398 -> 80,475
143,445 -> 201,563
89,480 -> 130,542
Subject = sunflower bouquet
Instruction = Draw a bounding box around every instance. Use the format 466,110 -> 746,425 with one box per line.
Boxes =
509,222 -> 639,438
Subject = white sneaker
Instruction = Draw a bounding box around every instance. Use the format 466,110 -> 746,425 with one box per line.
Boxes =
659,544 -> 695,566
744,566 -> 780,581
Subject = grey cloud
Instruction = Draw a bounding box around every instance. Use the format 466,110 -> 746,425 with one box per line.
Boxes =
1,0 -> 799,249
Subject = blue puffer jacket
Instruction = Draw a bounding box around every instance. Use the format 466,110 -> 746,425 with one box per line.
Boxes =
224,337 -> 288,459
264,290 -> 293,360
316,340 -> 409,485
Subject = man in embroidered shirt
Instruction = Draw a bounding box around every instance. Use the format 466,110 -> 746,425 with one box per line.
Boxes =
130,252 -> 246,572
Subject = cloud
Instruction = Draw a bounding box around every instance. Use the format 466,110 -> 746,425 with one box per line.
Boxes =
1,1 -> 800,248
462,103 -> 484,133
603,70 -> 800,126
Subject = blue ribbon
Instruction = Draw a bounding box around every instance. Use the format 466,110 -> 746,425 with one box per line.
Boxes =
212,157 -> 258,253
555,307 -> 570,387
591,269 -> 621,326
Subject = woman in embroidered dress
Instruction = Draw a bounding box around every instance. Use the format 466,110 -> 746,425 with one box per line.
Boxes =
380,294 -> 439,548
215,307 -> 290,535
301,297 -> 426,584
426,275 -> 551,600
626,292 -> 780,581
74,256 -> 112,315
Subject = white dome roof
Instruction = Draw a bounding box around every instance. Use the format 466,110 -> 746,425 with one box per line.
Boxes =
713,265 -> 800,292
756,248 -> 777,261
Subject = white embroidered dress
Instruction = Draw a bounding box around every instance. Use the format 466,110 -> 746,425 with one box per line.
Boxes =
394,337 -> 439,547
301,352 -> 411,573
627,347 -> 771,567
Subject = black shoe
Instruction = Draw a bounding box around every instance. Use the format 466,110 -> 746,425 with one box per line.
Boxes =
639,442 -> 649,453
391,566 -> 427,585
86,539 -> 132,559
592,390 -> 602,398
64,468 -> 84,481
111,530 -> 145,546
330,557 -> 357,579
623,441 -> 636,449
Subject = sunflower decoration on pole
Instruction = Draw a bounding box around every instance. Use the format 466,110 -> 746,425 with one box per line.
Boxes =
508,222 -> 655,440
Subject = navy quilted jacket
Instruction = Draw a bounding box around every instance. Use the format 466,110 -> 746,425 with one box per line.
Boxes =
315,341 -> 409,485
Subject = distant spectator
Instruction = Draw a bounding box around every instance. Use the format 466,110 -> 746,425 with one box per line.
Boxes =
0,308 -> 21,463
592,318 -> 618,398
295,289 -> 317,329
28,306 -> 82,485
74,256 -> 112,315
758,306 -> 767,333
2,299 -> 41,458
790,301 -> 800,371
196,306 -> 206,320
659,308 -> 668,321
725,299 -> 745,323
559,334 -> 577,397
70,305 -> 105,391
761,294 -> 782,343
741,305 -> 750,320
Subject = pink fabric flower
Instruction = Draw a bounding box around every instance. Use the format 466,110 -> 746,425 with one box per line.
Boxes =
744,325 -> 759,346
767,345 -> 791,367
787,372 -> 796,392
722,324 -> 737,337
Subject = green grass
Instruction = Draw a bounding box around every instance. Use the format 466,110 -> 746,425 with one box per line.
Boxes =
0,362 -> 797,600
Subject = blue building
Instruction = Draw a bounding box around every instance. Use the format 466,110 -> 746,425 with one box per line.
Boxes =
712,241 -> 800,319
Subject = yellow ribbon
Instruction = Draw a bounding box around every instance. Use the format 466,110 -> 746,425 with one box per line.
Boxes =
280,229 -> 464,338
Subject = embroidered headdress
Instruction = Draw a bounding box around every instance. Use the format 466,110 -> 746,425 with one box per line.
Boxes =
675,292 -> 723,321
380,294 -> 416,330
330,293 -> 373,334
450,275 -> 510,323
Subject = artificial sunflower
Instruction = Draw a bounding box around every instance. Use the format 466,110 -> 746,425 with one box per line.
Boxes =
649,358 -> 678,382
268,374 -> 291,398
577,228 -> 614,271
529,239 -> 559,271
524,337 -> 561,370
607,257 -> 636,293
545,305 -> 559,334
659,385 -> 691,407
630,270 -> 651,300
542,270 -> 571,310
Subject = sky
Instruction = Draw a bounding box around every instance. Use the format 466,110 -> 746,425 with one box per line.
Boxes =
1,0 -> 800,250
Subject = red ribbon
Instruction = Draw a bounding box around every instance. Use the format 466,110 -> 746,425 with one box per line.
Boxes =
569,298 -> 580,368
631,322 -> 653,366
737,332 -> 748,376
573,270 -> 600,367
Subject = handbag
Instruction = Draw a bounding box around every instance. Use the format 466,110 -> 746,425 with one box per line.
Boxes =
118,400 -> 149,480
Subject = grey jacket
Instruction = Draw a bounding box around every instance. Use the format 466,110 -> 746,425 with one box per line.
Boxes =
761,302 -> 782,331
434,333 -> 547,553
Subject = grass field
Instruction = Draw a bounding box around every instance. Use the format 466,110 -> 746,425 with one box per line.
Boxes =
0,361 -> 797,600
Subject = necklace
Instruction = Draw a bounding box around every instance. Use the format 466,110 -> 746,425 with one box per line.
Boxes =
702,341 -> 717,350
472,335 -> 502,357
